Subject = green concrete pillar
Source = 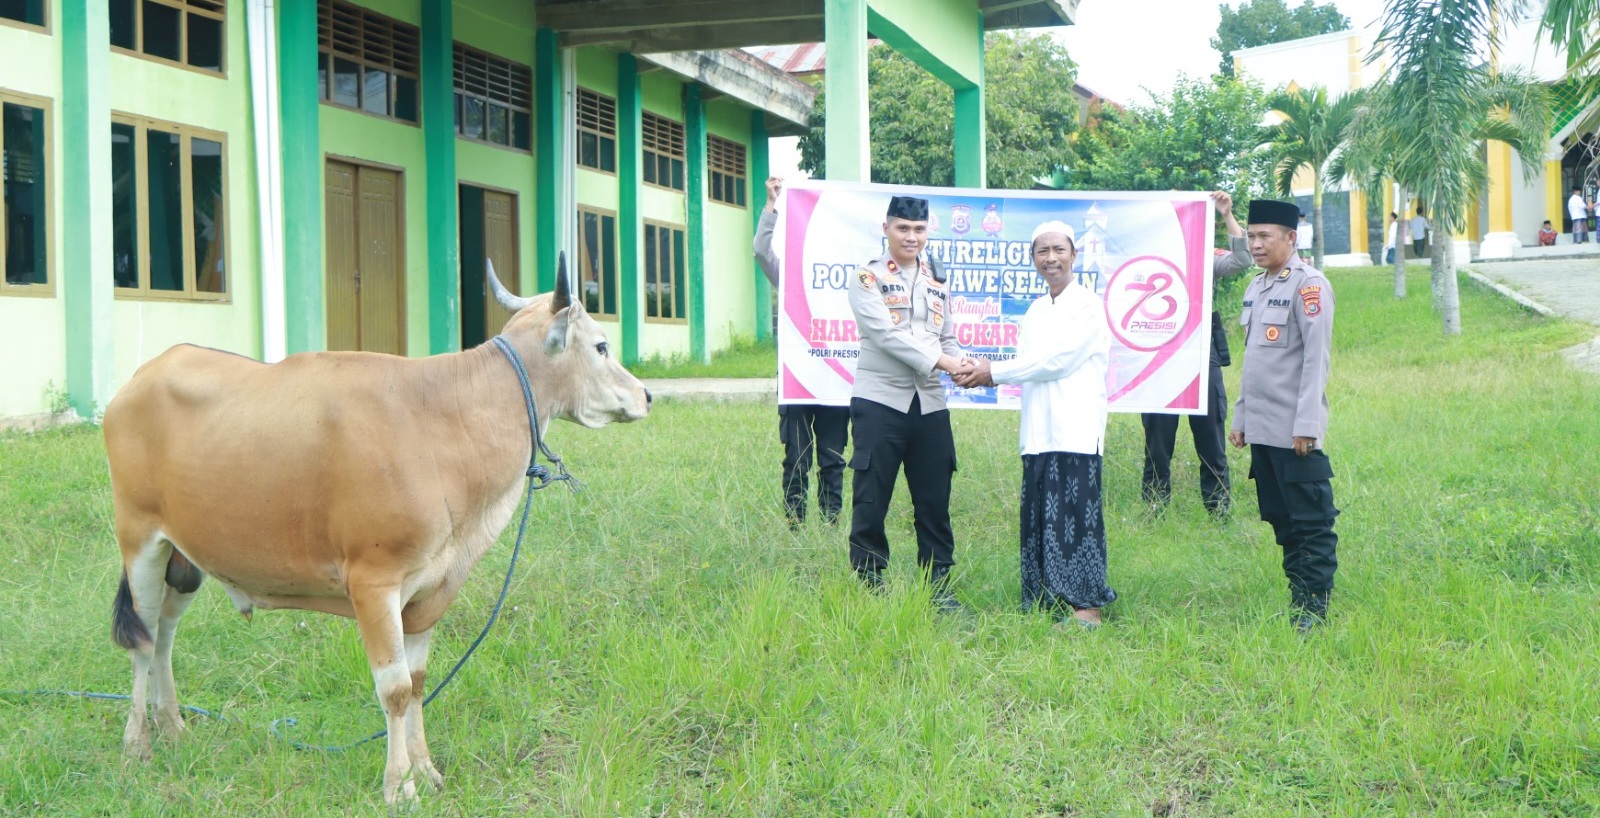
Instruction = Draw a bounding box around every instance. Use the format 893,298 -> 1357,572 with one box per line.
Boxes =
824,0 -> 869,181
422,0 -> 458,354
279,0 -> 323,353
617,53 -> 643,364
61,0 -> 113,416
685,83 -> 708,364
954,16 -> 986,189
749,110 -> 772,343
534,28 -> 561,294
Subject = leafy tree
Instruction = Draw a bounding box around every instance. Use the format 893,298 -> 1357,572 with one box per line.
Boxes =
1070,74 -> 1270,214
1213,0 -> 1352,76
1261,85 -> 1366,269
1368,0 -> 1553,335
797,32 -> 1079,189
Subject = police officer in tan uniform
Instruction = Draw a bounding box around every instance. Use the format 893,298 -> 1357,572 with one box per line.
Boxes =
846,195 -> 966,610
1230,199 -> 1339,632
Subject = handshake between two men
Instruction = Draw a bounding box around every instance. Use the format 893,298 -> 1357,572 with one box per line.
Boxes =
935,355 -> 994,389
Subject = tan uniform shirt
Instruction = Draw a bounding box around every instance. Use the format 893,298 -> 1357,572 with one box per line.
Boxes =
847,255 -> 961,414
1231,258 -> 1334,448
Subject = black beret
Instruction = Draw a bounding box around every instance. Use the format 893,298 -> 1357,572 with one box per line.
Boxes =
886,195 -> 929,222
1247,199 -> 1299,230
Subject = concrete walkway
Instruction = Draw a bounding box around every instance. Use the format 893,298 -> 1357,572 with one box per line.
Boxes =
1467,256 -> 1600,375
641,377 -> 773,404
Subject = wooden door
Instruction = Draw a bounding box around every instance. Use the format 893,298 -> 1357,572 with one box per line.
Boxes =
325,160 -> 405,354
482,189 -> 519,340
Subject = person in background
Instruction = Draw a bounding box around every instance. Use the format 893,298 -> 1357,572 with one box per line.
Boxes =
1569,187 -> 1591,244
1538,219 -> 1558,247
1232,199 -> 1340,634
1409,207 -> 1430,258
1140,190 -> 1252,517
1386,212 -> 1400,264
1295,211 -> 1313,261
754,177 -> 850,528
953,220 -> 1115,629
845,195 -> 966,612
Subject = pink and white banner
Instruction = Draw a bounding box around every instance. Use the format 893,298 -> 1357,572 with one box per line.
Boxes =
776,180 -> 1217,414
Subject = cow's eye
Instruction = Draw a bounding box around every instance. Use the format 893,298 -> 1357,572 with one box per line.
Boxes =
596,342 -> 609,357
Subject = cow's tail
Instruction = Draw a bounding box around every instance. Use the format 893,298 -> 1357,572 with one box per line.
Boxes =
112,571 -> 151,650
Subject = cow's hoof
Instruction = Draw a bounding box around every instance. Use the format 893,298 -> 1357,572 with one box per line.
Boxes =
155,710 -> 187,737
415,760 -> 444,793
123,721 -> 152,762
384,779 -> 420,814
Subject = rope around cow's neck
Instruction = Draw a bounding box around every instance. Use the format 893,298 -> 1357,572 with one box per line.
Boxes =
4,335 -> 581,752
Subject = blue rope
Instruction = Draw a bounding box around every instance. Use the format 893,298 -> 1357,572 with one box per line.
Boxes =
2,335 -> 578,753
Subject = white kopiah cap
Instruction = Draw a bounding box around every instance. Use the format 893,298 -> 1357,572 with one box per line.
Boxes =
1030,220 -> 1076,245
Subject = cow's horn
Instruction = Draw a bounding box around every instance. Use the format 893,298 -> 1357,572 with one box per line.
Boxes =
552,252 -> 572,312
487,259 -> 533,313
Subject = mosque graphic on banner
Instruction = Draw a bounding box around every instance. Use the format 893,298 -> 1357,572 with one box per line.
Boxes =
1071,204 -> 1122,295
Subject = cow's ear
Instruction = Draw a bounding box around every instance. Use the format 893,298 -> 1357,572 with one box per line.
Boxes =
543,307 -> 572,356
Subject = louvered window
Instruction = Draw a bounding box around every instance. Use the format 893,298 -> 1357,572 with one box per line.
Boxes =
707,135 -> 746,208
317,0 -> 420,124
109,0 -> 226,74
454,43 -> 531,151
642,113 -> 685,191
576,88 -> 616,173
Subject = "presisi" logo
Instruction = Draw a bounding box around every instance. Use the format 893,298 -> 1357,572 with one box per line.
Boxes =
1104,256 -> 1192,352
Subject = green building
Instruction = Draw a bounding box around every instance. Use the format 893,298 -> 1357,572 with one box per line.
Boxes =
0,0 -> 1075,421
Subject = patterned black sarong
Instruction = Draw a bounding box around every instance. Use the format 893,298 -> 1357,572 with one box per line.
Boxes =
1020,451 -> 1117,612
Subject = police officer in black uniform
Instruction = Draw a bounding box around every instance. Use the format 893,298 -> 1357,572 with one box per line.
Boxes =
1230,199 -> 1339,632
755,177 -> 850,526
1141,190 -> 1254,515
845,195 -> 966,610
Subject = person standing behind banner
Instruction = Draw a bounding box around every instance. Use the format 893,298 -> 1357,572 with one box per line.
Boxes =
954,220 -> 1115,629
755,177 -> 851,527
846,195 -> 967,612
1231,199 -> 1340,634
1140,190 -> 1254,516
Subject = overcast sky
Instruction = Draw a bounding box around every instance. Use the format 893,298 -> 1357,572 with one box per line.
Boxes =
1056,0 -> 1390,105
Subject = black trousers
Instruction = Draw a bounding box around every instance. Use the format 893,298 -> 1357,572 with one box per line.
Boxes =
1412,238 -> 1427,258
1141,363 -> 1230,511
847,395 -> 956,574
1248,444 -> 1339,596
779,405 -> 850,523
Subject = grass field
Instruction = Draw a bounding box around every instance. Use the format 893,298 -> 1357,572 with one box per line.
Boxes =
2,266 -> 1598,817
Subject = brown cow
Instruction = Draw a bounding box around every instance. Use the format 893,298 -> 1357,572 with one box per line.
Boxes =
104,257 -> 648,807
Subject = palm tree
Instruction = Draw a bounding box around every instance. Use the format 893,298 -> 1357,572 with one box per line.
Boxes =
1335,83 -> 1416,299
1260,85 -> 1367,270
1372,0 -> 1553,335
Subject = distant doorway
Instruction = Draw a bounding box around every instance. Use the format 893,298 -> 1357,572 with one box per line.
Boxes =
325,160 -> 406,354
459,185 -> 521,349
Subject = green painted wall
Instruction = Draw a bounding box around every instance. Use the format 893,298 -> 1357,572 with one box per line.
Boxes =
0,17 -> 67,416
867,0 -> 981,87
320,108 -> 429,357
705,99 -> 757,351
105,8 -> 261,392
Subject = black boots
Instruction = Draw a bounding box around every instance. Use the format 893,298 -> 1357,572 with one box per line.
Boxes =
855,566 -> 884,593
928,565 -> 962,615
1291,588 -> 1330,633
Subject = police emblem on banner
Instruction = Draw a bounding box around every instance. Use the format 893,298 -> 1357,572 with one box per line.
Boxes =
981,204 -> 1003,237
950,204 -> 972,235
